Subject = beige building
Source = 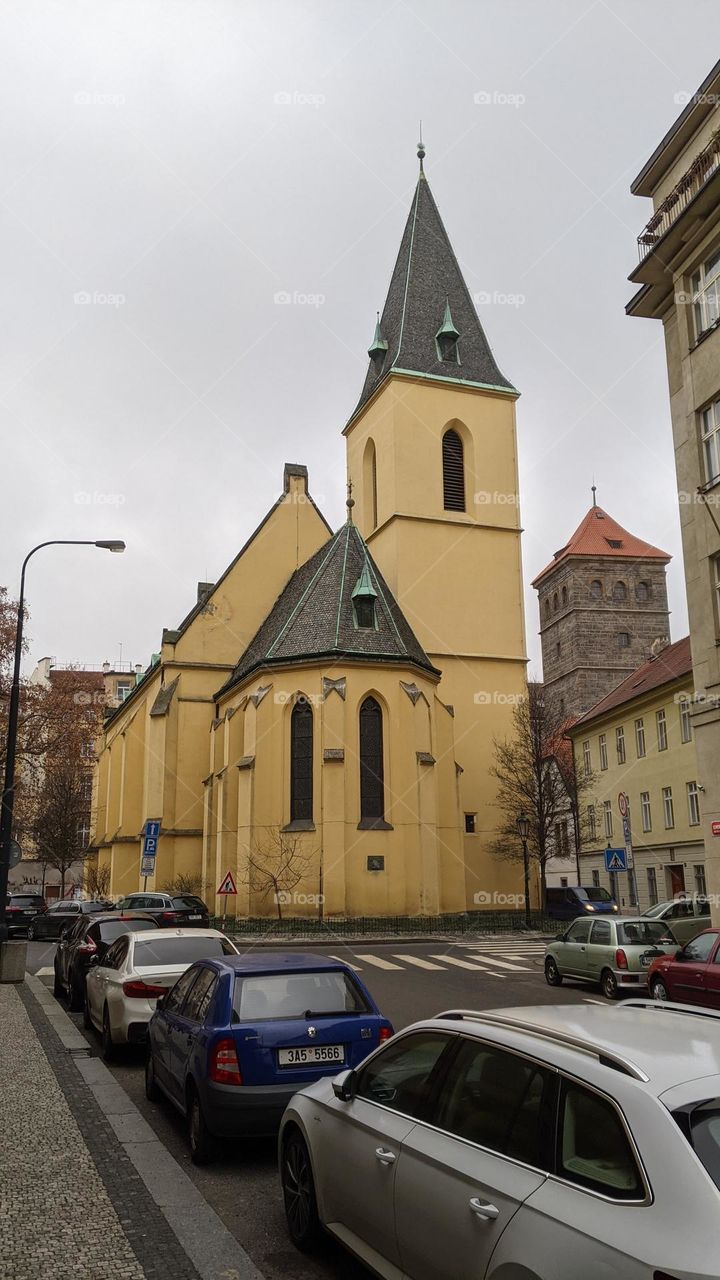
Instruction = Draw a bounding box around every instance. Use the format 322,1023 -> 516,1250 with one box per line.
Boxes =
568,637 -> 704,912
627,59 -> 720,915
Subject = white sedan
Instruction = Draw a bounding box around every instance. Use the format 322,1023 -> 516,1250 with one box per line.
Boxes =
84,928 -> 238,1059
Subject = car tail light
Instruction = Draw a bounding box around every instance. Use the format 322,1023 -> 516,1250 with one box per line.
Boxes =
379,1025 -> 393,1042
77,938 -> 97,955
122,980 -> 167,999
160,911 -> 182,923
5,907 -> 19,914
615,948 -> 628,970
209,1038 -> 243,1086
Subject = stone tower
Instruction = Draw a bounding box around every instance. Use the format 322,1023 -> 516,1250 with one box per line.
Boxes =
533,499 -> 671,718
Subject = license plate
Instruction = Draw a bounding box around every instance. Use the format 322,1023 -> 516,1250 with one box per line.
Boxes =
278,1044 -> 344,1067
188,914 -> 201,920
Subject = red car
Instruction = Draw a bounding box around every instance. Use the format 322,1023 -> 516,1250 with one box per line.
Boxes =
648,927 -> 720,1006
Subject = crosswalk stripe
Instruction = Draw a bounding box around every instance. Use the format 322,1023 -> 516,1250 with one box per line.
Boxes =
329,955 -> 362,971
583,998 -> 606,1005
392,954 -> 446,970
36,967 -> 54,977
354,954 -> 404,971
429,955 -> 492,972
468,956 -> 532,972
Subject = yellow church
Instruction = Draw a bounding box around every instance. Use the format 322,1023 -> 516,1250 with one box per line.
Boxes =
91,147 -> 528,919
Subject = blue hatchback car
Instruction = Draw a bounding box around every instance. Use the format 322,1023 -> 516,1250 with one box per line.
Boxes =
145,951 -> 393,1162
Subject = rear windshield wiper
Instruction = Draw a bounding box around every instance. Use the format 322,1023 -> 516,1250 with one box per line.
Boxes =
302,1008 -> 361,1018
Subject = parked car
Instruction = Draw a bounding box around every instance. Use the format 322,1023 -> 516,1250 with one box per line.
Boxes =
279,1001 -> 720,1277
545,884 -> 619,920
5,893 -> 46,936
642,895 -> 711,944
648,928 -> 720,1005
53,912 -> 160,1010
84,928 -> 237,1059
115,892 -> 210,928
27,899 -> 110,940
146,952 -> 394,1164
544,915 -> 677,999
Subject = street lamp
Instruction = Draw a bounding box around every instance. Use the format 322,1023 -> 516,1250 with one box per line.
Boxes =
0,539 -> 126,944
516,811 -> 532,927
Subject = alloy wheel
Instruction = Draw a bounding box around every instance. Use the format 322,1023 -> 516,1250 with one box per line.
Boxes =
651,978 -> 669,1002
283,1134 -> 319,1249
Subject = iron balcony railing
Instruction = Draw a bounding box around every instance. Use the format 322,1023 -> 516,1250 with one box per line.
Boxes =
637,131 -> 720,262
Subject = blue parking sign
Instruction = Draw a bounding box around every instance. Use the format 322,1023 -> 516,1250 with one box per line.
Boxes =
141,818 -> 161,877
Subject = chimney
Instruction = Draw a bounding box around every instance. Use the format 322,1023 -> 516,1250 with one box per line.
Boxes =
196,581 -> 214,604
283,463 -> 309,504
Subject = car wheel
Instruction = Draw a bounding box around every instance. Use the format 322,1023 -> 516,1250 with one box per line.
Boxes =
83,992 -> 93,1031
187,1085 -> 215,1166
101,1007 -> 115,1062
145,1051 -> 161,1102
282,1130 -> 321,1251
651,977 -> 669,1002
544,957 -> 562,987
601,968 -> 619,1000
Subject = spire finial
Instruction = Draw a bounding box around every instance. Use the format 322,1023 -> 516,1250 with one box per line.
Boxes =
346,478 -> 355,523
591,482 -> 597,508
417,121 -> 425,171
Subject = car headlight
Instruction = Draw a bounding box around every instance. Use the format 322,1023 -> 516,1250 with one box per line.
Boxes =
585,904 -> 595,911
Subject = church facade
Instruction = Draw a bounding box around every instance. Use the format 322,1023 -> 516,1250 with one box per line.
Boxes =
91,151 -> 530,918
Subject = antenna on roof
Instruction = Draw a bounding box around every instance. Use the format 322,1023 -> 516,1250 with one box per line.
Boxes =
417,121 -> 425,172
591,482 -> 597,508
346,478 -> 355,524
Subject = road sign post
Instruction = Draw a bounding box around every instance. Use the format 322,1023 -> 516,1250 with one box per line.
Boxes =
216,870 -> 237,930
141,819 -> 161,887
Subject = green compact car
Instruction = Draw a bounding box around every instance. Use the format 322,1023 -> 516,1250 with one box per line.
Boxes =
544,916 -> 678,1000
642,896 -> 711,944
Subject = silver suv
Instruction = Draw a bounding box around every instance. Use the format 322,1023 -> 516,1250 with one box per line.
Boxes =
279,1002 -> 720,1278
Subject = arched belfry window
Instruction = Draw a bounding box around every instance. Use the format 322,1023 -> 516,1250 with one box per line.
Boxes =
359,696 -> 385,826
290,699 -> 313,823
363,438 -> 378,529
442,428 -> 465,512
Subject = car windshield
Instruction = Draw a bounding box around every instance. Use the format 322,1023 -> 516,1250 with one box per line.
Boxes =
10,896 -> 42,905
675,1100 -> 720,1191
617,921 -> 675,946
133,936 -> 234,967
233,970 -> 369,1021
577,887 -> 613,903
99,919 -> 158,942
643,902 -> 668,918
82,901 -> 108,913
172,896 -> 206,909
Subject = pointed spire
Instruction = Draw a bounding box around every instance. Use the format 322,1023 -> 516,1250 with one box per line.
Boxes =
346,478 -> 355,523
417,122 -> 425,174
351,557 -> 377,601
367,310 -> 388,365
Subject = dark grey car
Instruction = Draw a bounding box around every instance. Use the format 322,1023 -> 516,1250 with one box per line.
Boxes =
28,899 -> 110,941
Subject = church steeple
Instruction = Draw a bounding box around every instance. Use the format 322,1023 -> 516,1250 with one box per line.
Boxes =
351,150 -> 516,422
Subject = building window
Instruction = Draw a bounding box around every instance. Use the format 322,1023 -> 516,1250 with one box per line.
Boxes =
687,781 -> 701,826
599,734 -> 608,771
590,580 -> 602,600
713,555 -> 720,632
603,801 -> 613,839
116,681 -> 132,703
582,741 -> 591,776
635,718 -> 646,758
662,786 -> 674,829
464,813 -> 476,834
618,632 -> 631,649
77,820 -> 91,849
290,700 -> 313,823
544,598 -> 550,619
587,805 -> 597,841
553,592 -> 559,612
363,439 -> 378,529
554,821 -> 569,858
641,791 -> 652,833
636,581 -> 650,602
442,429 -> 465,512
80,739 -> 95,758
613,581 -> 628,602
354,595 -> 376,629
695,864 -> 708,896
561,585 -> 568,607
81,774 -> 93,805
691,248 -> 720,338
647,867 -> 658,907
701,397 -> 720,485
591,869 -> 600,889
656,708 -> 668,751
556,641 -> 561,658
560,876 -> 568,887
616,726 -> 626,764
359,696 -> 385,824
679,699 -> 692,743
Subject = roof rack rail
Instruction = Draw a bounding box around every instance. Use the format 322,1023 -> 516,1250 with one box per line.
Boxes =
435,1009 -> 649,1082
621,999 -> 720,1022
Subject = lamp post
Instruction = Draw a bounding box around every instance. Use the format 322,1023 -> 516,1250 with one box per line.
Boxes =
516,811 -> 532,927
0,539 -> 125,944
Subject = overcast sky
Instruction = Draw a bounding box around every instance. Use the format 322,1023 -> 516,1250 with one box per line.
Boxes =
2,0 -> 718,677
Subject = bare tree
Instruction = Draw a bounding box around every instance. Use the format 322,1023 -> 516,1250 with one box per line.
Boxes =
161,872 -> 210,898
33,755 -> 92,898
490,683 -> 591,908
84,857 -> 111,900
246,827 -> 315,920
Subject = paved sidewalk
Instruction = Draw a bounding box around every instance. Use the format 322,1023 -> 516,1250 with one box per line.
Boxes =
0,979 -> 263,1280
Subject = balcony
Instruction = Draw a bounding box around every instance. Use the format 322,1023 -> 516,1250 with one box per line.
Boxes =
637,131 -> 720,262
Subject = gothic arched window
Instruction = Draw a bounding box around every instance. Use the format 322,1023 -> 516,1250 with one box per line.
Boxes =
290,699 -> 313,823
442,429 -> 465,512
359,696 -> 385,824
613,580 -> 628,602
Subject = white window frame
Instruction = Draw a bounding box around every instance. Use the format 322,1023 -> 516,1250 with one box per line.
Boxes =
679,699 -> 692,744
582,741 -> 591,776
599,734 -> 608,771
687,781 -> 701,826
591,868 -> 600,888
701,397 -> 720,485
647,867 -> 658,907
603,800 -> 613,839
616,726 -> 626,764
587,804 -> 597,841
640,791 -> 652,833
662,786 -> 675,830
695,864 -> 707,896
635,718 -> 646,758
656,709 -> 668,752
692,248 -> 720,338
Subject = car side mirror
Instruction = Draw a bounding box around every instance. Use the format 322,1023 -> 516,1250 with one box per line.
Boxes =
555,932 -> 566,942
89,954 -> 100,965
332,1069 -> 356,1102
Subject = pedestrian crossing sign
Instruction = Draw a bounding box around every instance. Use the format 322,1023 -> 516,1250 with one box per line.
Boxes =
217,870 -> 237,896
604,847 -> 627,872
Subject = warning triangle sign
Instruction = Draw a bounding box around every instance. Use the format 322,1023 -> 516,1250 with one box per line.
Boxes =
217,870 -> 237,895
607,853 -> 624,871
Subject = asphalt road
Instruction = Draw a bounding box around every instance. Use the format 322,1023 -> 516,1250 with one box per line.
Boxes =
26,935 -> 603,1280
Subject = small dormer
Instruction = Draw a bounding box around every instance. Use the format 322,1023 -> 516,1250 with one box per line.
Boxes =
352,560 -> 378,629
435,298 -> 460,364
368,313 -> 388,369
